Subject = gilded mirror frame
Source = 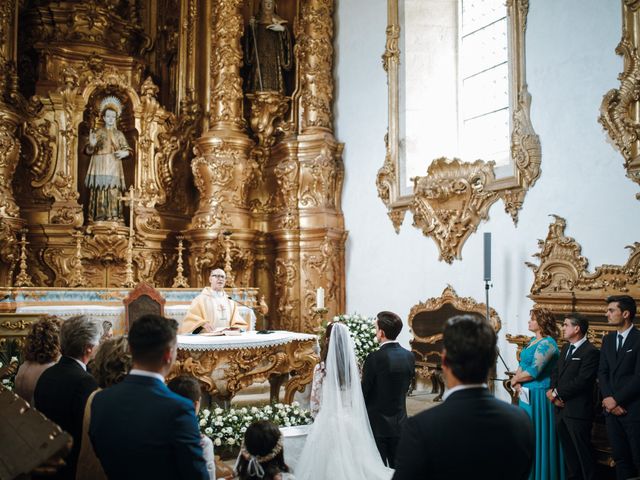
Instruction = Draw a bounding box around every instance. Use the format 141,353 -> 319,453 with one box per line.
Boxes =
377,0 -> 541,263
599,0 -> 640,199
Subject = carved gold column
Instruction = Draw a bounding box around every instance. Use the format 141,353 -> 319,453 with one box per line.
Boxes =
600,0 -> 640,199
266,0 -> 346,333
0,0 -> 24,287
186,0 -> 258,286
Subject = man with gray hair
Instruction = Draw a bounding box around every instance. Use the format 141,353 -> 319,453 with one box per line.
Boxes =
34,315 -> 100,480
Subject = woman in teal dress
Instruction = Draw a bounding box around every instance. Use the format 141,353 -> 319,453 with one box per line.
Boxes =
510,308 -> 565,480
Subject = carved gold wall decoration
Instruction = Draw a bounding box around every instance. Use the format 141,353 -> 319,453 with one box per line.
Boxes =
527,215 -> 640,303
599,1 -> 640,198
0,0 -> 346,334
378,0 -> 541,261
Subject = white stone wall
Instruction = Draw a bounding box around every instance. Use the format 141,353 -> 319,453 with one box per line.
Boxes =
334,0 -> 639,391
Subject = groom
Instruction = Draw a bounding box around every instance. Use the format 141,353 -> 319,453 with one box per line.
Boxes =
362,311 -> 415,467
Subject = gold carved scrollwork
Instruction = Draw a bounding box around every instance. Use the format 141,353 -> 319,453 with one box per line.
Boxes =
209,0 -> 245,130
297,0 -> 334,132
246,91 -> 289,149
412,159 -> 499,263
599,2 -> 640,198
526,215 -> 640,297
0,115 -> 21,218
274,258 -> 299,331
378,0 -> 541,261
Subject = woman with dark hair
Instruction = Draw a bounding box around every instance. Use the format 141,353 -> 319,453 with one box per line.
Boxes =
235,420 -> 293,480
15,316 -> 61,404
309,322 -> 335,417
510,308 -> 564,480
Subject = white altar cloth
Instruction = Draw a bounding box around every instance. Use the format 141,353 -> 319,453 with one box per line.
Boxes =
177,331 -> 316,351
15,304 -> 256,334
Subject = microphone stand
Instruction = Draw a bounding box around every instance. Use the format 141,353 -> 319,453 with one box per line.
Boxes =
485,278 -> 511,374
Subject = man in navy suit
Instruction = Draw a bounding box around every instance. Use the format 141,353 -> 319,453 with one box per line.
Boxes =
392,315 -> 533,480
598,295 -> 640,480
362,311 -> 415,468
34,315 -> 100,480
548,314 -> 599,480
90,314 -> 209,480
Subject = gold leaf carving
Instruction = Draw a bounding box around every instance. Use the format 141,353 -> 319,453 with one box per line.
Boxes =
378,0 -> 540,260
599,25 -> 640,198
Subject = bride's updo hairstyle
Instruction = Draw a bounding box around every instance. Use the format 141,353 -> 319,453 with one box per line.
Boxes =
235,420 -> 290,480
319,321 -> 336,364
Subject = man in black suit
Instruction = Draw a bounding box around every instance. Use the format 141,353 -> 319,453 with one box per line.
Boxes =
393,315 -> 533,480
90,314 -> 208,480
362,310 -> 415,468
598,295 -> 640,480
34,315 -> 100,480
547,313 -> 599,480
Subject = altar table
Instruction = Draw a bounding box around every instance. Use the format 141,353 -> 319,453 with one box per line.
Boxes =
171,331 -> 319,404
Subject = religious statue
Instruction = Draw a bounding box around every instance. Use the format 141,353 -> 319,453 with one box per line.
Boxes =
178,268 -> 249,333
84,96 -> 131,223
245,0 -> 292,94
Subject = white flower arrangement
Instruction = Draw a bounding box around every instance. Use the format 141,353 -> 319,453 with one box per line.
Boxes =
199,402 -> 313,452
333,313 -> 379,366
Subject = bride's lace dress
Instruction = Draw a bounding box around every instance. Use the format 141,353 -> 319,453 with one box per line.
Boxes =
295,323 -> 393,480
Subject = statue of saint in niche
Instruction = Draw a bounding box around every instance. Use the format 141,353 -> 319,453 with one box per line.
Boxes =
245,0 -> 292,94
84,96 -> 131,223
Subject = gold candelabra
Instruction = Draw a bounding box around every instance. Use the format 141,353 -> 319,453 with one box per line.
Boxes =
172,235 -> 190,288
120,186 -> 138,288
68,229 -> 88,287
222,231 -> 235,287
14,229 -> 34,287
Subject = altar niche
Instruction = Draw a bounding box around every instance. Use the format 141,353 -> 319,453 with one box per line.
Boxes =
78,91 -> 137,228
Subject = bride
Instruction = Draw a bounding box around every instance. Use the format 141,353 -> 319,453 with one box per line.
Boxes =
295,322 -> 393,480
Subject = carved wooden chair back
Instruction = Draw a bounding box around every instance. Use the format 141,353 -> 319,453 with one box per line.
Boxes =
123,282 -> 166,332
409,285 -> 501,400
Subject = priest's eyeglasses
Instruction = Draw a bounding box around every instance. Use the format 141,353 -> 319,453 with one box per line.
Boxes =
211,274 -> 226,279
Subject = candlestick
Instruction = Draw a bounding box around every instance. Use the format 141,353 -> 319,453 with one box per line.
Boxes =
316,287 -> 325,309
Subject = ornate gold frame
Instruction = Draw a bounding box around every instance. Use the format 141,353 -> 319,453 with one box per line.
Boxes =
377,0 -> 541,263
599,0 -> 640,198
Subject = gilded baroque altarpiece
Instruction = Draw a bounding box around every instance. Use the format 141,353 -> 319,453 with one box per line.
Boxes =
0,0 -> 346,333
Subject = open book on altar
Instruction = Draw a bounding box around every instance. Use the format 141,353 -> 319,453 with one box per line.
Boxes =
199,327 -> 243,336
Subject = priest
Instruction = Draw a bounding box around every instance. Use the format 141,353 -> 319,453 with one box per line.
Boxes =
179,269 -> 249,333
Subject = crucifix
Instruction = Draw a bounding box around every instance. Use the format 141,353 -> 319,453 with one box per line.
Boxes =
119,186 -> 139,288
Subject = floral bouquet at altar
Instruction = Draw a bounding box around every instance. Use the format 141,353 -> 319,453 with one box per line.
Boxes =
332,313 -> 378,367
199,402 -> 313,457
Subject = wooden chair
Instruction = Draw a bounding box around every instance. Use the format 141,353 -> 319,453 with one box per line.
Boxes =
409,285 -> 501,401
0,385 -> 72,478
123,282 -> 166,332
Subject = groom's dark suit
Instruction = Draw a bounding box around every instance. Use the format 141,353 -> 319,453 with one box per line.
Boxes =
89,374 -> 209,480
598,326 -> 640,479
550,340 -> 599,480
362,341 -> 415,467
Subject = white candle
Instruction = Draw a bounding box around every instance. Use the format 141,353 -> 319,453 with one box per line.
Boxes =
316,287 -> 325,309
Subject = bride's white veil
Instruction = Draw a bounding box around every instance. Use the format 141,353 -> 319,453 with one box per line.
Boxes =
295,323 -> 392,480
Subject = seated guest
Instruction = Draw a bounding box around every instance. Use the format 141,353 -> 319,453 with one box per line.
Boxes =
15,316 -> 61,405
235,420 -> 293,480
34,315 -> 101,480
90,314 -> 209,480
77,336 -> 133,480
393,315 -> 533,480
168,375 -> 216,480
179,268 -> 248,334
547,314 -> 599,480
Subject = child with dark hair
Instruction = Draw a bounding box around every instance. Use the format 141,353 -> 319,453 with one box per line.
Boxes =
168,375 -> 216,480
235,420 -> 293,480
